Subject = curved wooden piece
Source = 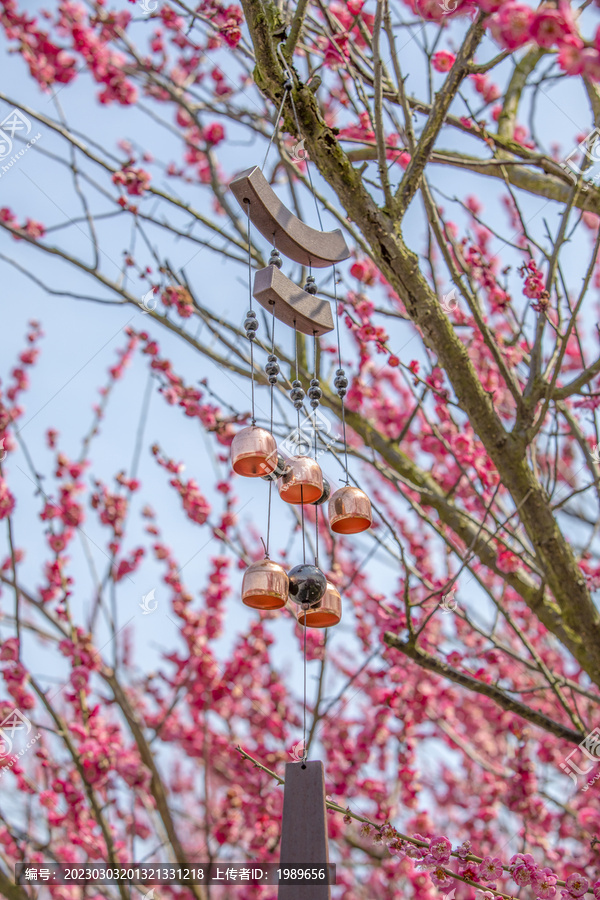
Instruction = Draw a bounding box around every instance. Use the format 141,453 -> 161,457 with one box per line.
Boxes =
253,266 -> 334,336
230,166 -> 350,268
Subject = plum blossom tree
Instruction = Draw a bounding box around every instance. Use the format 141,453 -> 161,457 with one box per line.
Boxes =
1,0 -> 600,897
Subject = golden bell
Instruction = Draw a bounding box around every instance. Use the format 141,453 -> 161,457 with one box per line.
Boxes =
231,426 -> 278,477
278,456 -> 323,505
242,558 -> 288,610
328,485 -> 372,534
296,581 -> 342,628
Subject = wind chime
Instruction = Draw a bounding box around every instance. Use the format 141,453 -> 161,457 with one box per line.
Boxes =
227,57 -> 372,897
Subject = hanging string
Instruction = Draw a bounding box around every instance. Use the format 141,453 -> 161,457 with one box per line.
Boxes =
294,321 -> 301,434
313,331 -> 320,567
276,42 -> 324,233
314,501 -> 320,569
300,486 -> 306,563
244,201 -> 256,426
264,303 -> 277,558
262,85 -> 290,172
302,620 -> 307,764
313,331 -> 319,434
333,265 -> 349,484
264,483 -> 272,558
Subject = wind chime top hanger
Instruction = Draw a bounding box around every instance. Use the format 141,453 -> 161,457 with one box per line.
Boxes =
229,45 -> 351,336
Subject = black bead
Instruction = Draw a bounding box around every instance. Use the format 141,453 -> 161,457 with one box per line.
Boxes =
269,249 -> 283,269
313,478 -> 331,506
290,380 -> 305,405
304,276 -> 318,295
308,380 -> 322,409
261,453 -> 286,482
287,564 -> 327,607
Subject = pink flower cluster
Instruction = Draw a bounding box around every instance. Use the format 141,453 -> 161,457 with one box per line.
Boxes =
0,0 -> 77,88
152,445 -> 211,526
161,285 -> 195,318
0,209 -> 46,240
196,0 -> 243,49
112,166 -> 151,197
0,321 -> 44,521
137,330 -> 237,443
498,2 -> 600,80
407,0 -> 600,81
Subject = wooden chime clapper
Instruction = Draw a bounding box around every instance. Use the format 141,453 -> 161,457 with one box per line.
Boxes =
278,760 -> 331,900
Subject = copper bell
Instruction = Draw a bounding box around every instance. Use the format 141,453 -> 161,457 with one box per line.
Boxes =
231,426 -> 278,477
278,456 -> 323,505
328,485 -> 372,534
296,581 -> 342,628
242,558 -> 288,610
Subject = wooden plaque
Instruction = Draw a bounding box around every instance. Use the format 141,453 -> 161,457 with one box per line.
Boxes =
253,266 -> 334,336
278,760 -> 331,900
230,166 -> 350,268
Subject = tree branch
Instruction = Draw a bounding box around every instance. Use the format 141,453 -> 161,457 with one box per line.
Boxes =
383,633 -> 584,744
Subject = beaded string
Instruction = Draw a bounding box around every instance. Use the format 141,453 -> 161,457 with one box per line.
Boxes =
264,299 -> 278,558
311,331 -> 322,568
291,319 -> 307,565
291,321 -> 304,438
333,265 -> 349,484
243,201 -> 257,426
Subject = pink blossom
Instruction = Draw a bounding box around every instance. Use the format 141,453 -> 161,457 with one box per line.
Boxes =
510,853 -> 536,887
565,874 -> 589,898
531,4 -> 578,49
0,479 -> 15,520
350,258 -> 379,285
532,868 -> 558,899
479,857 -> 503,880
204,122 -> 225,145
432,51 -> 455,72
428,835 -> 452,863
22,219 -> 45,239
430,866 -> 453,889
0,639 -> 19,661
490,4 -> 535,51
